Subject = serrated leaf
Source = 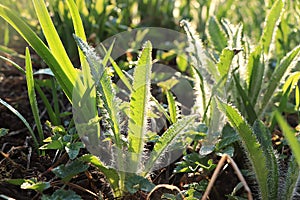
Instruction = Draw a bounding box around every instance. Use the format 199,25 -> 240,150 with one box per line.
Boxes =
74,36 -> 121,147
127,41 -> 152,171
246,46 -> 264,107
253,120 -> 278,199
41,189 -> 81,200
216,48 -> 235,85
144,115 -> 197,174
281,156 -> 300,200
206,16 -> 228,53
216,98 -> 269,199
260,45 -> 300,115
260,0 -> 284,57
52,160 -> 88,182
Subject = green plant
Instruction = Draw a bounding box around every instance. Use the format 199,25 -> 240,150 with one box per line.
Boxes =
73,37 -> 198,197
179,0 -> 300,199
0,0 -> 98,150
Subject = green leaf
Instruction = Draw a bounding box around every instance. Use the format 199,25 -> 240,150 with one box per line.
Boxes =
206,16 -> 228,53
74,36 -> 121,146
79,154 -> 121,197
0,128 -> 9,137
281,156 -> 300,200
65,142 -> 84,160
31,0 -> 75,84
21,180 -> 50,193
5,179 -> 26,185
39,140 -> 63,150
260,45 -> 300,115
144,115 -> 197,175
127,41 -> 152,170
275,111 -> 300,167
66,0 -> 97,122
125,174 -> 155,194
216,48 -> 235,85
253,120 -> 278,199
176,53 -> 188,72
215,125 -> 239,150
216,98 -> 269,200
166,90 -> 177,123
25,47 -> 44,144
41,189 -> 81,200
233,74 -> 257,124
52,160 -> 89,182
246,46 -> 264,107
260,0 -> 284,57
0,4 -> 77,100
0,55 -> 25,74
0,98 -> 39,149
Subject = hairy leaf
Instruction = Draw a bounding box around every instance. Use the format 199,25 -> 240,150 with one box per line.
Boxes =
260,45 -> 300,115
246,46 -> 264,107
127,41 -> 152,171
144,115 -> 197,175
216,98 -> 269,199
206,16 -> 228,53
260,0 -> 284,57
253,120 -> 278,199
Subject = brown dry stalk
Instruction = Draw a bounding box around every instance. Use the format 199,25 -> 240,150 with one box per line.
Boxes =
146,184 -> 185,200
201,154 -> 253,200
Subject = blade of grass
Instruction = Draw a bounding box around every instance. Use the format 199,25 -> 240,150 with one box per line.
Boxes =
31,0 -> 75,82
0,97 -> 39,149
34,83 -> 60,125
0,4 -> 77,101
275,111 -> 300,167
0,55 -> 25,74
25,47 -> 44,144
